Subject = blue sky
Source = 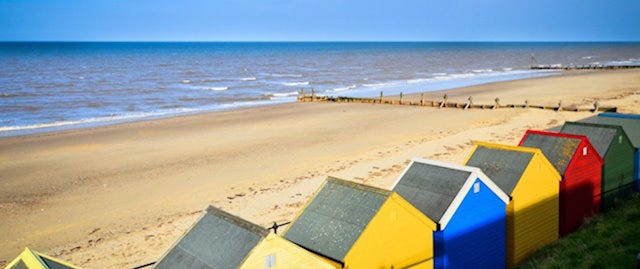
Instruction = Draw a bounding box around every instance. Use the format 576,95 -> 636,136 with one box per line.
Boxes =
0,0 -> 638,41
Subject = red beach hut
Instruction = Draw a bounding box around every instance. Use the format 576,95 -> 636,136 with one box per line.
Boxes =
519,130 -> 603,236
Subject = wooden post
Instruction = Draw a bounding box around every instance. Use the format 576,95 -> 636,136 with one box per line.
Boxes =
379,91 -> 384,104
593,100 -> 600,113
311,89 -> 316,101
300,88 -> 305,101
494,97 -> 500,109
399,92 -> 403,105
420,93 -> 425,106
464,96 -> 473,109
557,100 -> 563,112
524,99 -> 529,108
440,94 -> 448,108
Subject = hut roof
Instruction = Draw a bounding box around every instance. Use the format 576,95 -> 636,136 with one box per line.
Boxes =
284,177 -> 390,263
5,248 -> 80,269
560,122 -> 621,156
155,205 -> 268,269
391,158 -> 509,229
520,131 -> 582,174
592,113 -> 640,148
465,143 -> 535,195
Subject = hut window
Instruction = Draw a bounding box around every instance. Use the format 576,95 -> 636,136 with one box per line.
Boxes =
583,147 -> 587,156
266,253 -> 276,268
474,182 -> 480,193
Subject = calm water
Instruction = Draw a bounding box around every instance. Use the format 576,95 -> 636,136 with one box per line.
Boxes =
1,42 -> 639,136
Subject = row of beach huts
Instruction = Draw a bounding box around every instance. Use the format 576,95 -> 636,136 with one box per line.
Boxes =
6,112 -> 640,269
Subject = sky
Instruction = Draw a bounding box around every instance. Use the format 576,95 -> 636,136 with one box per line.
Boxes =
0,0 -> 638,42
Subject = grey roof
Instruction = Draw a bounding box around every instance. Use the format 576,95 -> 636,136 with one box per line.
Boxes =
284,177 -> 390,262
591,114 -> 640,148
520,133 -> 581,174
40,255 -> 76,269
8,260 -> 27,269
560,122 -> 619,157
155,206 -> 268,269
392,162 -> 471,223
465,146 -> 533,195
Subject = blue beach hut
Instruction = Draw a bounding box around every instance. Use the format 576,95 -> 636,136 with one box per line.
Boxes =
391,158 -> 510,269
582,113 -> 640,190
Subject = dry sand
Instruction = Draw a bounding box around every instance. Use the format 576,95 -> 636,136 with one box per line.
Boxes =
1,69 -> 639,268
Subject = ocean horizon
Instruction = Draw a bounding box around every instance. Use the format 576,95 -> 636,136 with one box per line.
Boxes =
1,41 -> 639,137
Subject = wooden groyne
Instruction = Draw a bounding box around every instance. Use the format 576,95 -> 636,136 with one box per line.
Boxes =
297,90 -> 617,113
531,64 -> 640,70
528,54 -> 640,70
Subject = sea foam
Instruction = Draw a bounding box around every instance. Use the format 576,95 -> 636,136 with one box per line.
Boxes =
281,81 -> 309,86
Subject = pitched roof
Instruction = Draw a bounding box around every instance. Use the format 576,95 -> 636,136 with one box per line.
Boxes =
391,158 -> 509,230
155,205 -> 268,269
560,121 -> 621,157
5,248 -> 81,269
284,177 -> 390,263
595,113 -> 640,148
392,160 -> 470,223
465,143 -> 535,195
520,131 -> 582,174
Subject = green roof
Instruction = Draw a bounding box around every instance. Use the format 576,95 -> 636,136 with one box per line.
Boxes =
591,114 -> 640,148
155,206 -> 268,269
561,122 -> 620,157
466,146 -> 534,195
392,161 -> 470,222
520,133 -> 581,174
284,177 -> 390,263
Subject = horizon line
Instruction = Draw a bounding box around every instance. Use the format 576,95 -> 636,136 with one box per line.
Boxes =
2,40 -> 640,43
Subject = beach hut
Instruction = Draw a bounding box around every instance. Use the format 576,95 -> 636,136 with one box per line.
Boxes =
284,177 -> 438,269
519,130 -> 603,236
155,205 -> 337,269
464,142 -> 560,267
3,247 -> 81,269
581,113 -> 640,190
560,121 -> 635,211
391,158 -> 509,269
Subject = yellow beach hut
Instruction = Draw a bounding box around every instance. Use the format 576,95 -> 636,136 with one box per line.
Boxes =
4,248 -> 81,269
284,177 -> 438,269
155,205 -> 336,269
464,142 -> 561,267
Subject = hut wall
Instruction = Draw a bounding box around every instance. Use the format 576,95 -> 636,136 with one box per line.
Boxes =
635,149 -> 640,190
344,193 -> 437,269
507,156 -> 559,267
239,234 -> 339,269
434,178 -> 506,269
560,141 -> 602,235
601,133 -> 635,211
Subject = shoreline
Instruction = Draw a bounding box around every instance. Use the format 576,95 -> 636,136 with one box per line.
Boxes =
0,69 -> 563,139
1,69 -> 639,268
0,69 -> 583,140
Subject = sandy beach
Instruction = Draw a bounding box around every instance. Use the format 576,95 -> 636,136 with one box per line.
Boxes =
1,69 -> 639,268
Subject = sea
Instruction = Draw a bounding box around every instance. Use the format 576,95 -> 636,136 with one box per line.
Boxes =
1,42 -> 639,137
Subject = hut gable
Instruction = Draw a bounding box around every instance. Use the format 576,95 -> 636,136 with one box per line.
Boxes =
560,122 -> 619,157
284,177 -> 437,268
391,158 -> 509,229
520,131 -> 581,174
155,206 -> 268,269
283,177 -> 389,262
465,144 -> 534,195
5,248 -> 81,269
464,142 -> 560,266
